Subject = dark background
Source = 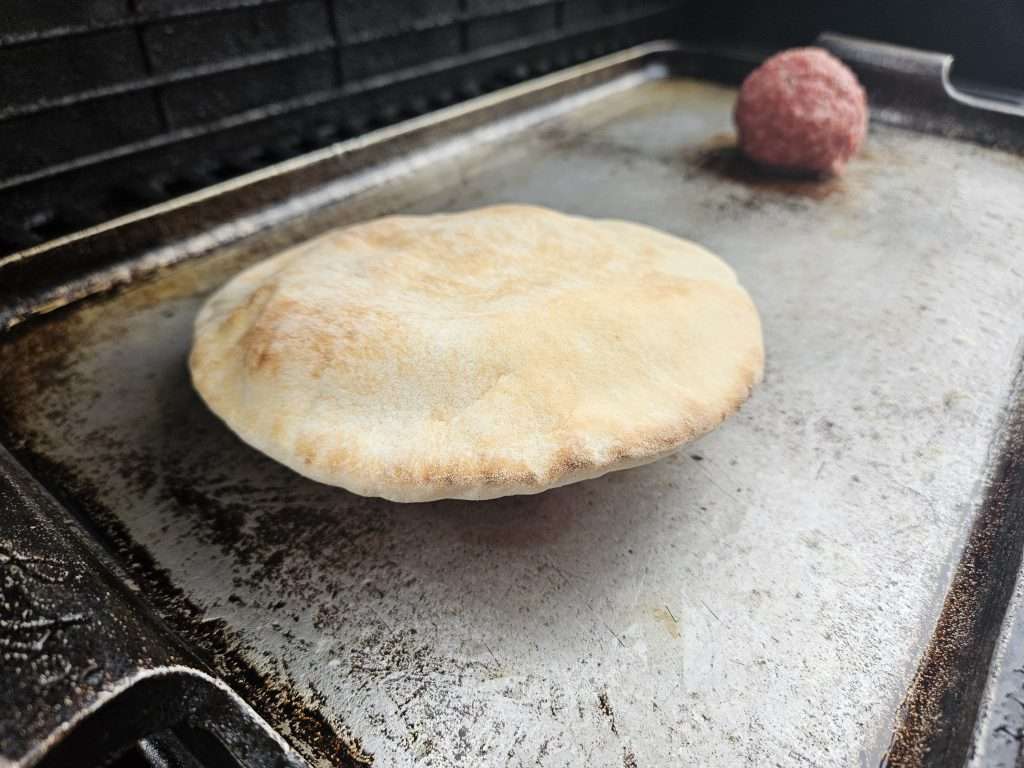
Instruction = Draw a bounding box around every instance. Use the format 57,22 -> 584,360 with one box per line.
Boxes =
1,0 -> 1021,253
697,0 -> 1024,89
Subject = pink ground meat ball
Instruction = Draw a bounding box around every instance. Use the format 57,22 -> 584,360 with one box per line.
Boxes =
734,47 -> 868,176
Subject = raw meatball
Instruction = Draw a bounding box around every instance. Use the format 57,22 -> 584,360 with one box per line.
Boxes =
734,47 -> 868,176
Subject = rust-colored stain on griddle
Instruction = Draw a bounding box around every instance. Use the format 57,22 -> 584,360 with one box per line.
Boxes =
688,133 -> 844,200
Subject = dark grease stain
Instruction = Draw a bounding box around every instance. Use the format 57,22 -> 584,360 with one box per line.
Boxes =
0,314 -> 372,767
1,444 -> 373,768
687,133 -> 843,200
597,690 -> 619,736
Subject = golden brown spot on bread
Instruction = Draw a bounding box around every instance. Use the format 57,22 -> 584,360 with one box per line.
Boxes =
636,273 -> 696,301
294,434 -> 320,466
241,329 -> 278,375
323,446 -> 352,473
187,345 -> 206,376
239,294 -> 406,385
386,454 -> 539,490
548,444 -> 597,478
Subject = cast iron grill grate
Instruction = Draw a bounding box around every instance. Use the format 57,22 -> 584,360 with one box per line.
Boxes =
0,0 -> 685,256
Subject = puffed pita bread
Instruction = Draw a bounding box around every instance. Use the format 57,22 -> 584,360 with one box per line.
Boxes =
190,205 -> 763,502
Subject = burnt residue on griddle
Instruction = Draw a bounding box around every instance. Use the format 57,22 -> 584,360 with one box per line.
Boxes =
597,690 -> 619,736
15,448 -> 373,768
688,133 -> 843,201
0,426 -> 373,768
0,303 -> 384,765
551,125 -> 846,207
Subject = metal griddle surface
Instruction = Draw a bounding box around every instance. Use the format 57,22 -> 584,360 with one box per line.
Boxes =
3,49 -> 1024,767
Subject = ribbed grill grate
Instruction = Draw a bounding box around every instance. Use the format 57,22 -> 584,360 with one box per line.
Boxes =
0,0 -> 685,254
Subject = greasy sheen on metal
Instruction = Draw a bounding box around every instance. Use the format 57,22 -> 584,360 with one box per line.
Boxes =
2,39 -> 1024,768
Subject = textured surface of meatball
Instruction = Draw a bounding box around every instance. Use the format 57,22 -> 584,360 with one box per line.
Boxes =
734,47 -> 868,176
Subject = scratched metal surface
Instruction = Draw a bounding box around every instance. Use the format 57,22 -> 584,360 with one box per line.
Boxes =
3,68 -> 1024,767
0,441 -> 307,768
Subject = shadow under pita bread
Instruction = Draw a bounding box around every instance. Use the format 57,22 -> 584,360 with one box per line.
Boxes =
159,367 -> 708,583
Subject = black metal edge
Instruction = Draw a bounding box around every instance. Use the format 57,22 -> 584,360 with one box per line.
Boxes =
818,33 -> 1024,152
965,565 -> 1024,765
0,442 -> 307,768
880,362 -> 1024,767
28,672 -> 280,768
